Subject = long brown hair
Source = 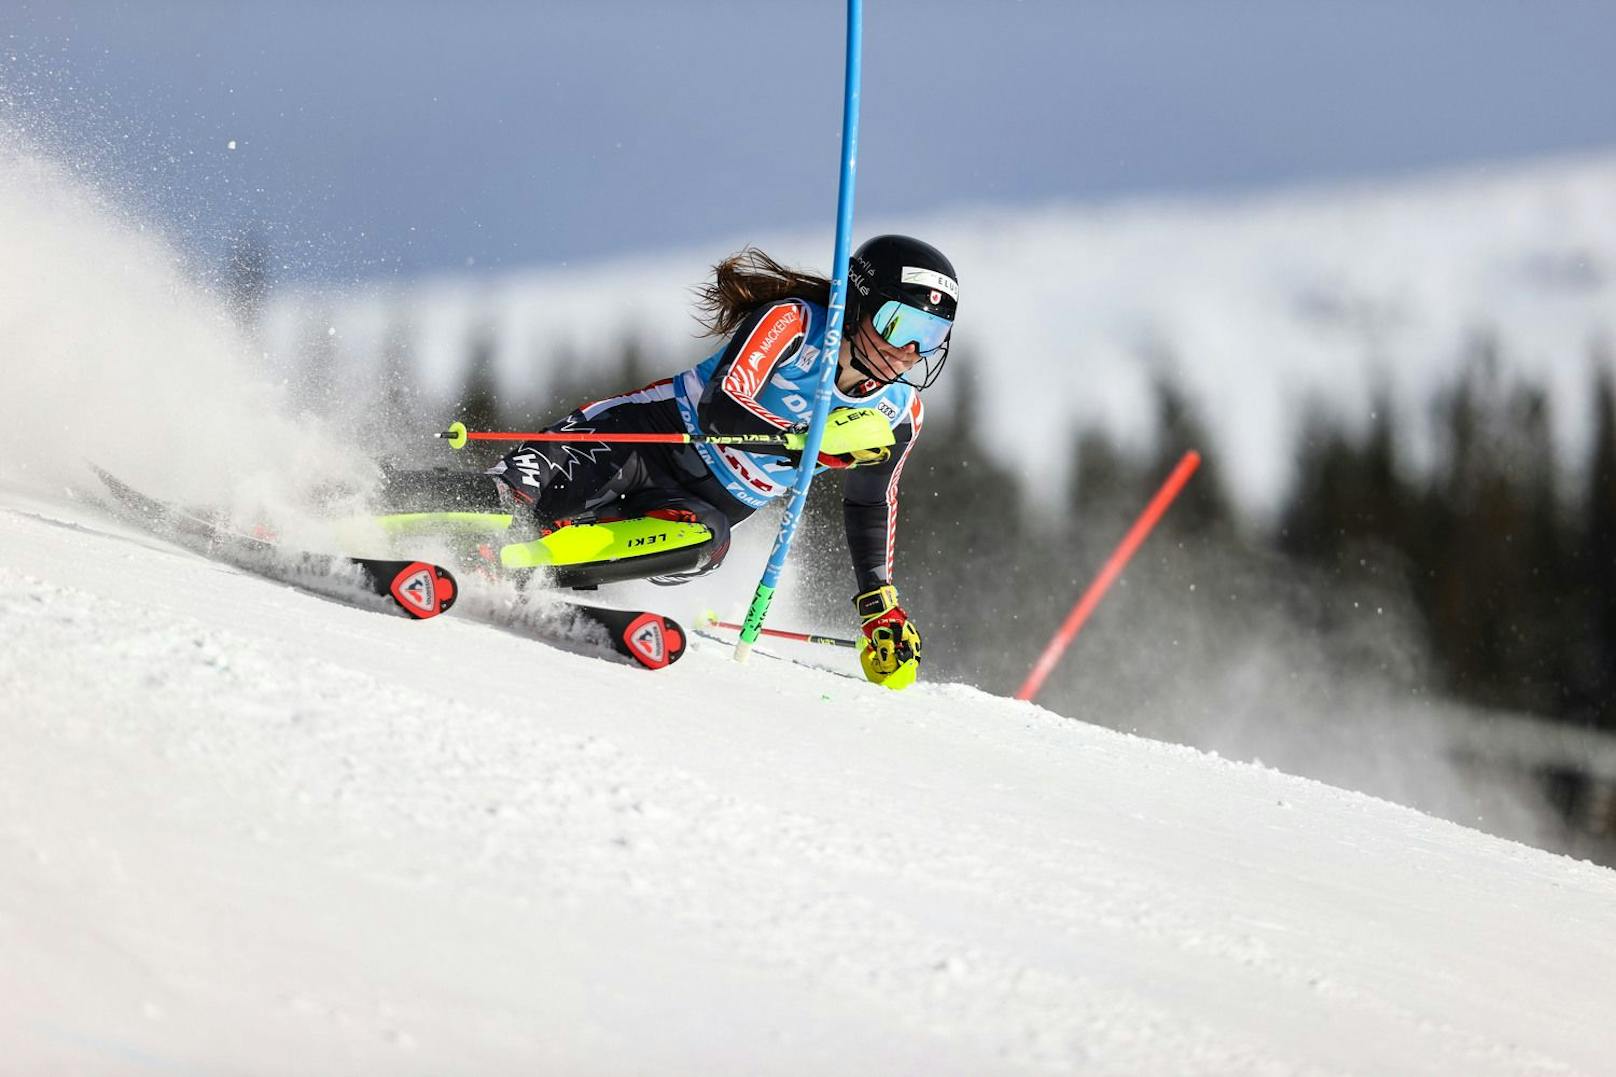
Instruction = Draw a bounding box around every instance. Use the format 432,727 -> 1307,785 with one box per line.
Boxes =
693,247 -> 831,337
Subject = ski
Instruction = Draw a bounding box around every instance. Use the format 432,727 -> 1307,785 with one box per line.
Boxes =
91,466 -> 458,620
91,467 -> 686,667
556,603 -> 687,670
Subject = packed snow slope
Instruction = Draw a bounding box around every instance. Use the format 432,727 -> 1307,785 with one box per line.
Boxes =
4,122 -> 1614,1073
3,483 -> 1615,1076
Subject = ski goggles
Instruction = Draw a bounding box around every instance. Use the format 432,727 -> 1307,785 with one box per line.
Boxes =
872,299 -> 953,356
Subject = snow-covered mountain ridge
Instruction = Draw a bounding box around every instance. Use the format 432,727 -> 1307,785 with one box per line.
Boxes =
4,484 -> 1615,1074
265,151 -> 1616,511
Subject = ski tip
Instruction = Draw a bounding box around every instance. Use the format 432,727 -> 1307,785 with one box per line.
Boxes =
387,561 -> 458,619
620,612 -> 685,670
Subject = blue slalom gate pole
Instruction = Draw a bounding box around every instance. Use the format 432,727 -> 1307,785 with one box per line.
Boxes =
735,0 -> 863,662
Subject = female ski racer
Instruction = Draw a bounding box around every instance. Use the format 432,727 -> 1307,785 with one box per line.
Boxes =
384,234 -> 957,686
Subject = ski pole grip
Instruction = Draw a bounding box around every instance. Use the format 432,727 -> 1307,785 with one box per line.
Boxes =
436,421 -> 469,450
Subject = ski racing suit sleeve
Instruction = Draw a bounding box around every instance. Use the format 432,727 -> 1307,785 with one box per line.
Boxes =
696,300 -> 810,435
842,396 -> 922,593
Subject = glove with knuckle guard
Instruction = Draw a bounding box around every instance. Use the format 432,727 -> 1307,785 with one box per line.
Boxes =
785,407 -> 895,469
854,583 -> 921,689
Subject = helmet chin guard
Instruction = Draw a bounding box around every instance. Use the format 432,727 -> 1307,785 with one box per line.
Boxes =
844,234 -> 958,392
848,333 -> 950,391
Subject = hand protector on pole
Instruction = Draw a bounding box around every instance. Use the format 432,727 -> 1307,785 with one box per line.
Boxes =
854,583 -> 920,690
787,407 -> 895,469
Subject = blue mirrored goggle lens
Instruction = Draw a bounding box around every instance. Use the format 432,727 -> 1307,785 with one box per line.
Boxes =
872,300 -> 953,355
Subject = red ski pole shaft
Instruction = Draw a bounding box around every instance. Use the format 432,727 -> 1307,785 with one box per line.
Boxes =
435,421 -> 794,451
455,430 -> 691,443
1015,450 -> 1202,703
701,613 -> 860,649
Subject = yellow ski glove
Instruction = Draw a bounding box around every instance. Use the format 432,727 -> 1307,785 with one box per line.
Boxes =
785,408 -> 895,468
854,584 -> 920,690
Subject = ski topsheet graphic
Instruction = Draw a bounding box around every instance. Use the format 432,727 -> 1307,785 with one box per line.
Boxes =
386,561 -> 457,619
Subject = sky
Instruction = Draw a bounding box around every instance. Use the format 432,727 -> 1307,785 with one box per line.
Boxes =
6,0 -> 1616,283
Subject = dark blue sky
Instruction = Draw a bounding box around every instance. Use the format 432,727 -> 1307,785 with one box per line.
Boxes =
7,0 -> 1616,283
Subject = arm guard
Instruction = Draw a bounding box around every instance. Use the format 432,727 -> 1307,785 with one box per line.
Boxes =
696,300 -> 809,435
842,399 -> 921,592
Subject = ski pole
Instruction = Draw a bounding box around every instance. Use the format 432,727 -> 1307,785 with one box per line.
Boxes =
1016,450 -> 1202,704
436,420 -> 799,452
736,0 -> 863,663
700,611 -> 859,649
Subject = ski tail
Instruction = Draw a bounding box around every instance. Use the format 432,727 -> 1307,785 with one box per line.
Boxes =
372,560 -> 459,619
569,605 -> 687,669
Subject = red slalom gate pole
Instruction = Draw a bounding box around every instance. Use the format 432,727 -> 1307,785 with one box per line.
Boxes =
1015,450 -> 1202,703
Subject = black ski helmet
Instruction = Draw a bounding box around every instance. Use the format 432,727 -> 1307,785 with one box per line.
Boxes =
846,234 -> 958,389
